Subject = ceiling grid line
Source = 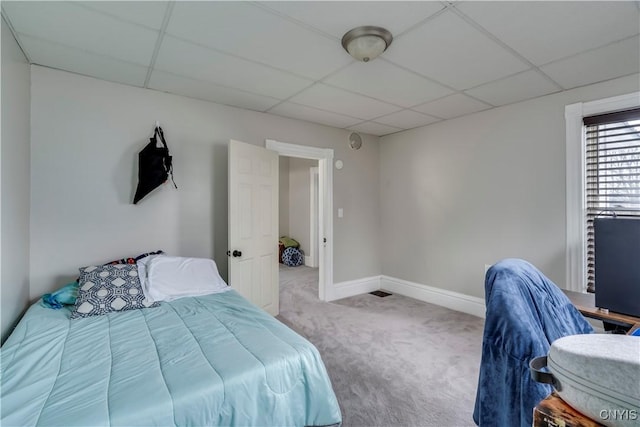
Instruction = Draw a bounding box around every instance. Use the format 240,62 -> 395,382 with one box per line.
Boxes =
377,57 -> 461,96
249,1 -> 340,42
348,120 -> 404,132
537,33 -> 640,71
390,1 -> 451,40
146,68 -> 282,106
406,91 -> 488,118
162,33 -> 316,84
449,5 -> 564,92
283,100 -> 365,124
73,1 -> 165,32
143,1 -> 175,89
264,61 -> 358,114
11,32 -> 148,70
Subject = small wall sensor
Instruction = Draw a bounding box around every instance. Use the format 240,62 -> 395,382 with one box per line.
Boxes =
335,160 -> 344,170
348,132 -> 362,150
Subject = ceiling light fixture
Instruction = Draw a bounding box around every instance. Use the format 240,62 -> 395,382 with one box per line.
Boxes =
341,26 -> 393,62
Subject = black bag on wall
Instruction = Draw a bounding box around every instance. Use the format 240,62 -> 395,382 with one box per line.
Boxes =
133,126 -> 177,204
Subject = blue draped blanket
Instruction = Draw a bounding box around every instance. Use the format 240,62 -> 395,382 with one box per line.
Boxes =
473,258 -> 593,427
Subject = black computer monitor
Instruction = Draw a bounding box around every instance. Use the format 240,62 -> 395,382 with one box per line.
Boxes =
594,217 -> 640,317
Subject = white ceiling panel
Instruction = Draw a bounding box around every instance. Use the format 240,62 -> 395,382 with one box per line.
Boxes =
540,36 -> 640,90
154,36 -> 312,100
325,59 -> 454,107
3,1 -> 637,137
413,94 -> 491,119
76,1 -> 169,30
348,121 -> 403,136
384,10 -> 529,89
148,71 -> 281,112
259,1 -> 445,38
465,70 -> 560,106
374,110 -> 440,129
20,34 -> 147,87
166,1 -> 351,80
3,1 -> 158,66
289,84 -> 402,120
268,102 -> 362,129
457,1 -> 640,66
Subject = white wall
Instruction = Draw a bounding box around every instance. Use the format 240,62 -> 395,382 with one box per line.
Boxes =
1,18 -> 31,343
278,156 -> 289,237
380,73 -> 640,299
29,66 -> 382,298
288,157 -> 316,255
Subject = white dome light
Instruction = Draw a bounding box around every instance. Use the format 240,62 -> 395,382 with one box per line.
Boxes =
341,26 -> 393,63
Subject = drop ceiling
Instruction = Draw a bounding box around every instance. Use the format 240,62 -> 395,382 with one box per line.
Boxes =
2,1 -> 639,136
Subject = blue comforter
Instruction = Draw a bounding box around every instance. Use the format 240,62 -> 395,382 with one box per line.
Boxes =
1,290 -> 341,426
473,259 -> 593,427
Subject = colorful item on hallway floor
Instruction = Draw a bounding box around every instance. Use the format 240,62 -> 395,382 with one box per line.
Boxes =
282,247 -> 304,267
279,236 -> 300,248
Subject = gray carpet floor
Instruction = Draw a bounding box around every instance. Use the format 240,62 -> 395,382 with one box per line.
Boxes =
277,265 -> 485,427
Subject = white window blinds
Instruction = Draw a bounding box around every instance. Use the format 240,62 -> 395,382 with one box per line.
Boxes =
583,108 -> 640,292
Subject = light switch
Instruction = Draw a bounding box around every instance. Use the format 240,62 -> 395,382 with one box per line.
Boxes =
338,208 -> 343,218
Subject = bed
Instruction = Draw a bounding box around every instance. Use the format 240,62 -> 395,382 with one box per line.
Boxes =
1,274 -> 341,426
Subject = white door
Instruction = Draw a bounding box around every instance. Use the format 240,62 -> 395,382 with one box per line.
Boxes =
228,140 -> 279,315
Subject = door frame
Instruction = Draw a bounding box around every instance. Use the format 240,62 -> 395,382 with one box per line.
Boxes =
266,139 -> 334,301
309,166 -> 319,268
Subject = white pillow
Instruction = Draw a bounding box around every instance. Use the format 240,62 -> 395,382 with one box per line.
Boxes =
136,254 -> 164,301
146,256 -> 229,302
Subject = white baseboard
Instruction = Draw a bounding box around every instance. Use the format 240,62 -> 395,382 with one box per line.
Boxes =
304,255 -> 312,267
330,276 -> 381,301
381,275 -> 486,318
327,274 -> 485,318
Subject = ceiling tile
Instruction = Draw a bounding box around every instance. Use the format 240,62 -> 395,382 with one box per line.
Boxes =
154,36 -> 312,100
165,2 -> 351,80
348,121 -> 403,136
374,110 -> 440,129
19,34 -> 147,87
457,1 -> 640,66
540,36 -> 640,90
75,1 -> 169,30
465,70 -> 560,106
268,102 -> 362,129
148,71 -> 281,112
289,84 -> 402,120
3,1 -> 158,66
259,1 -> 445,38
412,94 -> 491,119
384,10 -> 529,89
325,60 -> 454,107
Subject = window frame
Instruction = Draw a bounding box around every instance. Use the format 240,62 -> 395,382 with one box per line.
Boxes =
565,92 -> 640,292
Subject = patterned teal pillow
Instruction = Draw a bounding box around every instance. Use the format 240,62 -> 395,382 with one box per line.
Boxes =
71,264 -> 159,319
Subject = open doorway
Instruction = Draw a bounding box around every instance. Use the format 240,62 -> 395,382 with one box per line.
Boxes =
278,157 -> 320,300
266,139 -> 334,302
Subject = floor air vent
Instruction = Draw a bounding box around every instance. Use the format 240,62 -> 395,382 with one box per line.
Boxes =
369,290 -> 392,297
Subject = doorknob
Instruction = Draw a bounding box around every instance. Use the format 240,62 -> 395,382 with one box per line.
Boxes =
232,250 -> 242,257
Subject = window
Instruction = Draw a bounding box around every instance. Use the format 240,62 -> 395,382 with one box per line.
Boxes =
564,92 -> 640,292
583,109 -> 640,292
